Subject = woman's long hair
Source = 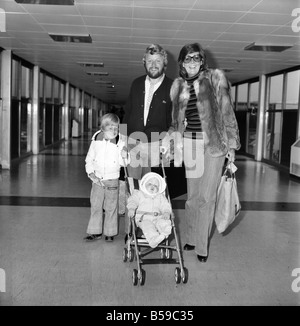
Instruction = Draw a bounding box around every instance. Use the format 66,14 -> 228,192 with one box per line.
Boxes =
178,43 -> 208,79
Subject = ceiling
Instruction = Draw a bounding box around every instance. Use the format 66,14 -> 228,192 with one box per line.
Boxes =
0,0 -> 299,105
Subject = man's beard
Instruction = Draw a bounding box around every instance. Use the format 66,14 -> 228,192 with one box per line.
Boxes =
146,66 -> 164,79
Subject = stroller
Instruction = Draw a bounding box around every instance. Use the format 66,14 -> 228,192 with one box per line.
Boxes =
122,158 -> 188,286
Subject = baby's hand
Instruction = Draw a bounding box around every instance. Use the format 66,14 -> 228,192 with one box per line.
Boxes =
128,209 -> 135,218
163,213 -> 170,220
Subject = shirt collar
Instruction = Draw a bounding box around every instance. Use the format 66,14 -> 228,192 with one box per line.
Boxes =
146,73 -> 165,85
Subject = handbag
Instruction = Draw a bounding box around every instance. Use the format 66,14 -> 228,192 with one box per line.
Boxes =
215,164 -> 241,233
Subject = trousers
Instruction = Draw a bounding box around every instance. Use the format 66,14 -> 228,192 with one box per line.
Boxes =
86,179 -> 119,237
183,137 -> 225,256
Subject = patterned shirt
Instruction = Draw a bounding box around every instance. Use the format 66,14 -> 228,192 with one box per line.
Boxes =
185,77 -> 202,133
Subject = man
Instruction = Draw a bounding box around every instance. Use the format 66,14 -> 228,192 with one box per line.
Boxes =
121,44 -> 173,237
122,44 -> 173,180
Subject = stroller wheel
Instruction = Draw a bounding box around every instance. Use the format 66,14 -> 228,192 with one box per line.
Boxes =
165,248 -> 172,259
139,269 -> 146,286
174,267 -> 181,284
128,248 -> 135,262
181,267 -> 189,284
160,248 -> 172,259
132,269 -> 138,286
122,248 -> 128,262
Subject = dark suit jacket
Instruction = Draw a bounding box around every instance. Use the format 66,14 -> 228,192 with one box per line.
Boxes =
122,74 -> 173,142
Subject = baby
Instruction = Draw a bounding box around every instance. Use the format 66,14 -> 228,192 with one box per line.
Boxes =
127,172 -> 172,248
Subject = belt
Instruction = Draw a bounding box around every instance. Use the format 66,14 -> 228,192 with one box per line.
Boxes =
136,210 -> 162,222
183,131 -> 204,139
136,210 -> 161,216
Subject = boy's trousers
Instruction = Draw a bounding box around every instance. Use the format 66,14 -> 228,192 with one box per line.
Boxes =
87,179 -> 119,237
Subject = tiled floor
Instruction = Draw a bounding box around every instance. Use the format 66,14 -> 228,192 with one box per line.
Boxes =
0,132 -> 299,306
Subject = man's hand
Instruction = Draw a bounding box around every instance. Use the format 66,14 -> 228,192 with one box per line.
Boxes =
121,147 -> 128,159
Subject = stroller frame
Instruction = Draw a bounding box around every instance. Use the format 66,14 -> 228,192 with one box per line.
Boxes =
122,158 -> 188,286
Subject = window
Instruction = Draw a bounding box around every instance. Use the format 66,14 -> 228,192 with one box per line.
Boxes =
286,70 -> 300,110
236,83 -> 248,111
247,82 -> 259,155
265,75 -> 284,162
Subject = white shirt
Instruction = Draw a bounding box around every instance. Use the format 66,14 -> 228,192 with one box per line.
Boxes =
144,74 -> 165,125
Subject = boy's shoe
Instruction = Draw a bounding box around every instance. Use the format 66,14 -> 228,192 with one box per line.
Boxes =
84,234 -> 102,241
105,236 -> 114,242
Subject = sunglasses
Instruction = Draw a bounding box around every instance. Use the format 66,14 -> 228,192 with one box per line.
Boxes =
184,55 -> 201,64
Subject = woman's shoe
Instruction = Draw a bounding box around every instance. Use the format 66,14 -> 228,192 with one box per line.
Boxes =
105,236 -> 114,242
84,234 -> 102,241
197,255 -> 208,263
183,244 -> 195,251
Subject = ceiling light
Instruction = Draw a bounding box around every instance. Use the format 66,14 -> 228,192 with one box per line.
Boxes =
86,72 -> 109,76
96,84 -> 114,88
94,80 -> 112,84
49,34 -> 92,43
15,0 -> 74,4
244,42 -> 292,52
78,62 -> 104,68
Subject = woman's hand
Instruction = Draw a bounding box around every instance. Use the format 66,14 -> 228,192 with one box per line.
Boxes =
226,149 -> 235,162
128,209 -> 135,218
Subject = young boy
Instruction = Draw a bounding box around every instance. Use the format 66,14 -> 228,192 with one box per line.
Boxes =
84,113 -> 128,242
127,172 -> 172,248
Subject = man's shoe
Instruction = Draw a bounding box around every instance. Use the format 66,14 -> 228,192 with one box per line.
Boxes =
197,255 -> 208,263
84,234 -> 102,241
105,236 -> 114,242
183,244 -> 195,251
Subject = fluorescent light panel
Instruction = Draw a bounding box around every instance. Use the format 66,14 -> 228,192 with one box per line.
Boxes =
87,72 -> 109,76
94,80 -> 112,84
244,42 -> 292,52
15,0 -> 74,4
96,84 -> 114,88
49,34 -> 92,43
78,62 -> 104,68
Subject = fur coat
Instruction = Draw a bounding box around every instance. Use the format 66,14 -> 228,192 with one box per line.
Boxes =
164,69 -> 240,160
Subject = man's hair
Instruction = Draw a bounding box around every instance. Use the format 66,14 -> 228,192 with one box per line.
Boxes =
142,44 -> 168,67
100,113 -> 120,129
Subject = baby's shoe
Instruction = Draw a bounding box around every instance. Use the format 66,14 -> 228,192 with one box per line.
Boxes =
148,234 -> 165,248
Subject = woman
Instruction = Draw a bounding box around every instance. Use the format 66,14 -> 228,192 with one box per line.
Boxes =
162,43 -> 240,262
